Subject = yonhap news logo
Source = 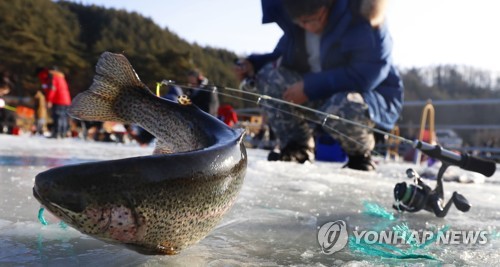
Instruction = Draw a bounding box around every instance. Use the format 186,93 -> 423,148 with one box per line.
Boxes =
317,220 -> 349,254
317,220 -> 490,254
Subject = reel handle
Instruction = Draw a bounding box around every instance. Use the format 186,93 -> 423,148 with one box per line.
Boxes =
414,140 -> 497,177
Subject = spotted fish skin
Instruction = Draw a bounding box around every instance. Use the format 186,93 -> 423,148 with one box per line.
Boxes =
68,52 -> 219,153
33,52 -> 247,255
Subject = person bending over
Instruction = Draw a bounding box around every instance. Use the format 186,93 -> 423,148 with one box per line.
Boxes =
235,0 -> 403,171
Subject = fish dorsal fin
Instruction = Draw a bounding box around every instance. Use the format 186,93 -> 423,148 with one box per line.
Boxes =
93,52 -> 145,96
69,52 -> 148,122
69,90 -> 123,122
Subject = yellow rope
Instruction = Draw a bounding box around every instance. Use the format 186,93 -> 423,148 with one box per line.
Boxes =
156,82 -> 161,97
4,105 -> 17,112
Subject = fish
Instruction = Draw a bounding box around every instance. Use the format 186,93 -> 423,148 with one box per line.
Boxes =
32,52 -> 247,255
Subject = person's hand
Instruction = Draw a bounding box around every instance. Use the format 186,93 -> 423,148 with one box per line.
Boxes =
283,81 -> 308,104
47,102 -> 53,109
233,59 -> 254,81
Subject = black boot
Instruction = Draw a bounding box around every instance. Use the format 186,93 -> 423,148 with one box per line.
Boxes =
267,142 -> 314,164
267,150 -> 281,161
344,154 -> 376,171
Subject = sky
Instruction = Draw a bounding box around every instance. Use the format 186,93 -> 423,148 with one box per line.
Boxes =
67,0 -> 500,73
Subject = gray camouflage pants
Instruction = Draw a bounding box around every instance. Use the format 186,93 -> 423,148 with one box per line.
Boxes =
256,63 -> 375,156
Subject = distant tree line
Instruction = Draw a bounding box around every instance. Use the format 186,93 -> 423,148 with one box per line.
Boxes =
1,0 -> 499,115
0,0 -> 240,105
398,65 -> 500,146
401,65 -> 500,101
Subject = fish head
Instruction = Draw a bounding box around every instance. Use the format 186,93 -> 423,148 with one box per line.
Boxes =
33,163 -> 148,244
33,168 -> 88,222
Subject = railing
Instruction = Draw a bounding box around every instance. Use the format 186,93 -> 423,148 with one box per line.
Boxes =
401,98 -> 500,162
404,99 -> 500,107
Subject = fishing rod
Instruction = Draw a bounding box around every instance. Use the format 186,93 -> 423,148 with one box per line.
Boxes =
160,80 -> 498,217
159,80 -> 497,178
159,80 -> 379,156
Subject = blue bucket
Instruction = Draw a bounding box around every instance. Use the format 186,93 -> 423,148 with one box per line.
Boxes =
315,134 -> 347,162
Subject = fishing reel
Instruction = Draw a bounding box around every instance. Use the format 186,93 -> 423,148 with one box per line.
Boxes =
393,141 -> 496,217
393,168 -> 471,217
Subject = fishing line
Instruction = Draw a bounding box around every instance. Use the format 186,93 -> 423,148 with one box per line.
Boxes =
163,80 -> 410,143
228,89 -> 374,155
158,80 -> 497,178
228,83 -> 408,143
160,80 -> 384,156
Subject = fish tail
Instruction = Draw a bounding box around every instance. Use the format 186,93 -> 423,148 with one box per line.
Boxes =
69,52 -> 146,122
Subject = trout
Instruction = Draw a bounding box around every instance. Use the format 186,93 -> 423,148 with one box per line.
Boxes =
33,52 -> 247,255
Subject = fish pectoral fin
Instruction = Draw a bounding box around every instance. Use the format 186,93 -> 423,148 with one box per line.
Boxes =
153,139 -> 175,154
69,91 -> 123,122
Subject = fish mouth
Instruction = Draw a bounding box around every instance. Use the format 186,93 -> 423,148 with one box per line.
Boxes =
32,183 -> 52,210
33,183 -> 87,214
33,188 -> 81,225
33,174 -> 90,230
34,179 -> 144,241
33,185 -> 112,235
32,186 -> 42,203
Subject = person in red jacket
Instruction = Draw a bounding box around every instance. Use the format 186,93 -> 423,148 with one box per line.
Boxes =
217,104 -> 239,127
36,67 -> 72,139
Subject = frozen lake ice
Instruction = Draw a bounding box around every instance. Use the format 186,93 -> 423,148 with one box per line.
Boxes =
1,134 -> 499,266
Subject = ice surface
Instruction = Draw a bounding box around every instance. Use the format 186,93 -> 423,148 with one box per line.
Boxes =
0,135 -> 499,266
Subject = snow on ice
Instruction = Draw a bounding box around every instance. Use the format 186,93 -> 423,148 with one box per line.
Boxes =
0,135 -> 499,266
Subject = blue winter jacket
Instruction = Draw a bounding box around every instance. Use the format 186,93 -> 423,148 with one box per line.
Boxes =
247,0 -> 403,130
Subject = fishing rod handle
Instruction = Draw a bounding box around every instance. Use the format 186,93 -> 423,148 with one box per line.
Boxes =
459,153 -> 497,177
414,141 -> 497,177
